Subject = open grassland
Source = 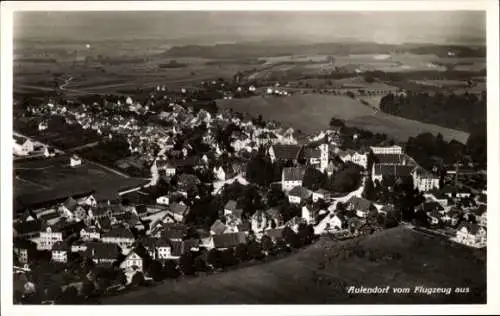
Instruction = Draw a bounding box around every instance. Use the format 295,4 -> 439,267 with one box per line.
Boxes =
217,94 -> 470,143
103,226 -> 485,304
14,155 -> 149,210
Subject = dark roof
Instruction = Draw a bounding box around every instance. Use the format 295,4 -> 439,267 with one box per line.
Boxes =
210,220 -> 227,235
347,196 -> 373,212
373,165 -> 414,177
419,201 -> 444,212
182,239 -> 199,252
177,173 -> 201,186
170,240 -> 183,257
13,237 -> 37,250
102,226 -> 135,239
271,144 -> 301,160
38,211 -> 60,222
302,147 -> 321,159
85,242 -> 122,260
288,186 -> 312,199
283,167 -> 306,182
213,232 -> 247,249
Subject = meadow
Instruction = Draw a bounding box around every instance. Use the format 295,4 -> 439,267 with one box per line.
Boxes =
217,94 -> 470,143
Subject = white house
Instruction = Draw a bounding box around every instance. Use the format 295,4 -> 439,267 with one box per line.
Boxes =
119,251 -> 144,272
156,195 -> 170,205
101,226 -> 135,250
339,150 -> 368,169
80,227 -> 100,240
70,155 -> 82,167
13,136 -> 34,156
455,223 -> 486,247
51,242 -> 69,263
38,121 -> 48,131
301,204 -> 320,225
288,186 -> 312,205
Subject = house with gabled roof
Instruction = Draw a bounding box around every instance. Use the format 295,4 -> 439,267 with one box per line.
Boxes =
346,196 -> 376,218
224,200 -> 243,217
120,250 -> 146,273
167,202 -> 190,222
212,232 -> 247,250
85,241 -> 122,266
210,219 -> 227,235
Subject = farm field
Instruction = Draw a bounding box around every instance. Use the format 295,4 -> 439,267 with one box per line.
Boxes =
103,226 -> 486,304
217,94 -> 470,143
13,155 -> 149,212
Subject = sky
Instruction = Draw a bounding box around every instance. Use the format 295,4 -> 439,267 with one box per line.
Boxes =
14,11 -> 486,45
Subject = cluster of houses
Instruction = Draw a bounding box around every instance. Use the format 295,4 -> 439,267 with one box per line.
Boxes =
13,84 -> 487,301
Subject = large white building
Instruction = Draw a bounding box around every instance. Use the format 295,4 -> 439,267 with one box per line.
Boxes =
412,168 -> 440,192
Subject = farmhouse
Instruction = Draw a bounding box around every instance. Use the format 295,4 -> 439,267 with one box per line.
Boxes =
85,242 -> 123,266
312,188 -> 331,202
167,202 -> 190,222
13,136 -> 35,156
212,232 -> 247,250
301,204 -> 321,225
281,167 -> 306,192
268,144 -> 301,163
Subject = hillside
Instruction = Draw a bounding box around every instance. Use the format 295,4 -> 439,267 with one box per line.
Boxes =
217,94 -> 470,144
103,226 -> 485,304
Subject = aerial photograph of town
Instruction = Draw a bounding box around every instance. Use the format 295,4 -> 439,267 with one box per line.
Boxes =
7,6 -> 492,307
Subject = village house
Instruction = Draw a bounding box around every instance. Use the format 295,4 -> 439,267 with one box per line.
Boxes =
44,146 -> 56,158
70,155 -> 82,167
263,228 -> 285,243
288,186 -> 313,205
120,250 -> 145,273
265,208 -> 283,228
101,225 -> 135,250
223,200 -> 243,217
213,165 -> 226,181
412,168 -> 440,192
156,195 -> 170,205
212,232 -> 247,250
372,165 -> 414,184
281,167 -> 306,192
13,238 -> 36,264
166,202 -> 190,222
13,220 -> 42,240
51,241 -> 69,263
250,211 -> 269,233
59,197 -> 78,220
345,196 -> 376,218
455,223 -> 486,247
85,242 -> 123,266
13,136 -> 35,156
268,144 -> 302,164
370,145 -> 403,155
210,219 -> 228,235
329,213 -> 347,231
38,226 -> 63,250
302,143 -> 329,172
338,150 -> 368,169
80,227 -> 101,240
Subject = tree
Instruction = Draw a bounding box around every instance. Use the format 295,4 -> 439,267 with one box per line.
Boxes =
329,117 -> 345,129
179,252 -> 196,276
164,260 -> 180,278
81,280 -> 95,299
362,178 -> 376,201
247,241 -> 264,260
246,149 -> 274,186
297,223 -> 314,246
207,249 -> 222,270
